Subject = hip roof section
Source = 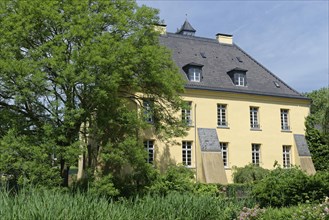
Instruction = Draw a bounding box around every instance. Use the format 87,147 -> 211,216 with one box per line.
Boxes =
160,32 -> 307,100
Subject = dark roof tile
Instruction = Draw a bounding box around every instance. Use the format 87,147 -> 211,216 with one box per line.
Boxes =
160,32 -> 307,100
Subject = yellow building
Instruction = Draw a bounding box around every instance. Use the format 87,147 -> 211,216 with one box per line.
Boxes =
145,20 -> 315,184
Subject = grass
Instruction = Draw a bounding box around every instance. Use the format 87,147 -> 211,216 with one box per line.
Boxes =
2,187 -> 326,220
0,188 -> 255,220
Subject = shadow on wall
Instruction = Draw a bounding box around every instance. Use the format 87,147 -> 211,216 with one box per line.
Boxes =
156,144 -> 177,173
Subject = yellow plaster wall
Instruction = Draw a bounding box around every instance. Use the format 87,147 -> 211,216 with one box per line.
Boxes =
150,89 -> 310,183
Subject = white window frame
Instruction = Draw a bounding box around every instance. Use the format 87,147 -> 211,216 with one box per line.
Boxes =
234,73 -> 246,86
188,67 -> 201,82
283,145 -> 291,168
252,144 -> 261,166
250,107 -> 260,128
182,141 -> 192,166
217,104 -> 227,127
182,102 -> 192,126
143,100 -> 153,123
220,142 -> 228,168
144,140 -> 154,164
281,109 -> 290,130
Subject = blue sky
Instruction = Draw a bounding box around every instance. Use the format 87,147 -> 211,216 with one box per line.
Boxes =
137,0 -> 329,93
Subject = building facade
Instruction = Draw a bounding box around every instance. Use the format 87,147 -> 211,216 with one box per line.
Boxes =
146,21 -> 315,184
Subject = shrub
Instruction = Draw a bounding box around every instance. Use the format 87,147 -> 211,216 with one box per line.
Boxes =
232,164 -> 269,183
148,165 -> 195,195
226,183 -> 253,199
253,166 -> 327,207
88,174 -> 119,198
193,183 -> 223,197
292,197 -> 329,220
237,205 -> 265,220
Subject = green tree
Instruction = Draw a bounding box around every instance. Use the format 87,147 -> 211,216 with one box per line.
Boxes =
305,88 -> 329,171
0,0 -> 186,190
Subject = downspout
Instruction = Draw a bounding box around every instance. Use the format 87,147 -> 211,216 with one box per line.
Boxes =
194,103 -> 197,180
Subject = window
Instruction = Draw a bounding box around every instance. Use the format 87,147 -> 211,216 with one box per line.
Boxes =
144,140 -> 154,164
250,107 -> 260,129
143,100 -> 153,123
182,102 -> 192,126
283,145 -> 291,168
217,104 -> 227,126
281,109 -> 290,130
182,141 -> 192,166
252,144 -> 260,166
188,67 -> 201,82
227,68 -> 247,87
220,142 -> 228,168
234,73 -> 246,86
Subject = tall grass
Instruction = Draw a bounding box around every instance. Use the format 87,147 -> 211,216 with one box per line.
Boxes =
0,188 -> 255,220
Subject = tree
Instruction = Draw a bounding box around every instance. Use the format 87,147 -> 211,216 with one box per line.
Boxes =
0,0 -> 186,189
305,88 -> 329,171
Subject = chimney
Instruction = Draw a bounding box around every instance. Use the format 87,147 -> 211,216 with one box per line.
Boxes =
216,33 -> 233,45
153,24 -> 167,35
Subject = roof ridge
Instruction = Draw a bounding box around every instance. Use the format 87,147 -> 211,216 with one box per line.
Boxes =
165,32 -> 225,45
233,43 -> 303,97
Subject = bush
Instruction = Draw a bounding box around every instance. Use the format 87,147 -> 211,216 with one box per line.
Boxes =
253,167 -> 328,207
148,165 -> 195,195
237,205 -> 265,220
232,164 -> 269,184
193,183 -> 223,197
226,183 -> 253,199
88,174 -> 119,198
292,198 -> 329,220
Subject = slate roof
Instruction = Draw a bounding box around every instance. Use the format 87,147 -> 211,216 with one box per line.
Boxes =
176,20 -> 196,34
159,31 -> 308,99
294,134 -> 312,156
198,128 -> 221,152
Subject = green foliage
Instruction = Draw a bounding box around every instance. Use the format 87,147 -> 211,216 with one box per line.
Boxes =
148,165 -> 195,195
226,183 -> 253,199
237,205 -> 265,220
253,167 -> 328,207
193,183 -> 224,197
0,130 -> 61,188
292,198 -> 329,220
88,174 -> 119,198
0,188 -> 256,220
305,88 -> 329,171
0,0 -> 186,188
232,164 -> 269,183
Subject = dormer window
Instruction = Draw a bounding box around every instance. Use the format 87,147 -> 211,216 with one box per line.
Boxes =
234,73 -> 246,86
227,67 -> 247,87
183,62 -> 203,82
189,67 -> 201,82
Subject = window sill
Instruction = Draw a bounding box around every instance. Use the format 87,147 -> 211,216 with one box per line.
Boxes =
224,167 -> 231,170
250,128 -> 262,131
281,130 -> 292,133
217,126 -> 230,129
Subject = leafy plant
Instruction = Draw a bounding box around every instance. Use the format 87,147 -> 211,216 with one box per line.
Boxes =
232,164 -> 269,184
253,167 -> 328,207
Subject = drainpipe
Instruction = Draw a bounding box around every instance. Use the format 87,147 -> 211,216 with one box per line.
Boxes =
194,103 -> 197,180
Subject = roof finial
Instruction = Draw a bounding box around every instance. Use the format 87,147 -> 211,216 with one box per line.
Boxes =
185,13 -> 188,20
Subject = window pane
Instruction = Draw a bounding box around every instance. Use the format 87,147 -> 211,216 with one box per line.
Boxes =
217,104 -> 227,126
182,141 -> 192,166
144,140 -> 154,164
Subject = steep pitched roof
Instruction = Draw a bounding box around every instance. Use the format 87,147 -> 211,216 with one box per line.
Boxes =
160,32 -> 307,100
176,20 -> 196,34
